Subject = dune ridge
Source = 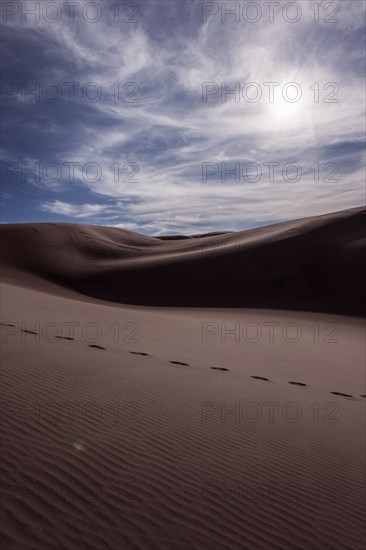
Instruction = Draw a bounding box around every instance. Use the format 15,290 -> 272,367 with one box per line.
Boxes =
1,206 -> 365,315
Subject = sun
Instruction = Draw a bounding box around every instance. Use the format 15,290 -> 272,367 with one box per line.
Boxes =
268,96 -> 303,122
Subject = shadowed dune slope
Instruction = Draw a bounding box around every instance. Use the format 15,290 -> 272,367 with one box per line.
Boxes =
1,206 -> 365,315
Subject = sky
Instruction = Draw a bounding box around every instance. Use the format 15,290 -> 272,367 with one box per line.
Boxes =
1,0 -> 365,235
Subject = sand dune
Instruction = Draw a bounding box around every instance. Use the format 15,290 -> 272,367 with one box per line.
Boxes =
1,206 -> 365,314
1,208 -> 365,549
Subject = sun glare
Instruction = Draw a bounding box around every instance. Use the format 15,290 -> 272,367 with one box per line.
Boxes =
268,96 -> 303,124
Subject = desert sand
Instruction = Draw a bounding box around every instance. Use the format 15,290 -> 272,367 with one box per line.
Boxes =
0,206 -> 365,549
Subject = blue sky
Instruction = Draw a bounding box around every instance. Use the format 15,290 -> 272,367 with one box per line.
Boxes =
1,0 -> 365,234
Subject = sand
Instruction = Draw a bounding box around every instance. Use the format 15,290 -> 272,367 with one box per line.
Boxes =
0,207 -> 365,549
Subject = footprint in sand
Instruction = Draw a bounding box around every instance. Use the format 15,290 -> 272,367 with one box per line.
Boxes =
288,381 -> 307,387
170,361 -> 189,366
251,376 -> 269,381
88,344 -> 106,350
210,367 -> 229,371
130,351 -> 150,356
330,391 -> 354,398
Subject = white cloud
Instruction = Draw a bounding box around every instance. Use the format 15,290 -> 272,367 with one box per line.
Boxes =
40,200 -> 110,218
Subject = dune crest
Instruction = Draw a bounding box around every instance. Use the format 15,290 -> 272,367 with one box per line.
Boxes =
1,206 -> 365,315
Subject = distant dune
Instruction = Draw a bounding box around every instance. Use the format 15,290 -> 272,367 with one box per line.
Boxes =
1,207 -> 365,549
1,206 -> 365,315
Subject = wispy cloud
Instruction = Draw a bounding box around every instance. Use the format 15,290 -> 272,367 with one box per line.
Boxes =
1,0 -> 365,233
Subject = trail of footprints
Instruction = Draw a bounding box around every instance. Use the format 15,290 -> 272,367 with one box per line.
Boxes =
1,323 -> 365,400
